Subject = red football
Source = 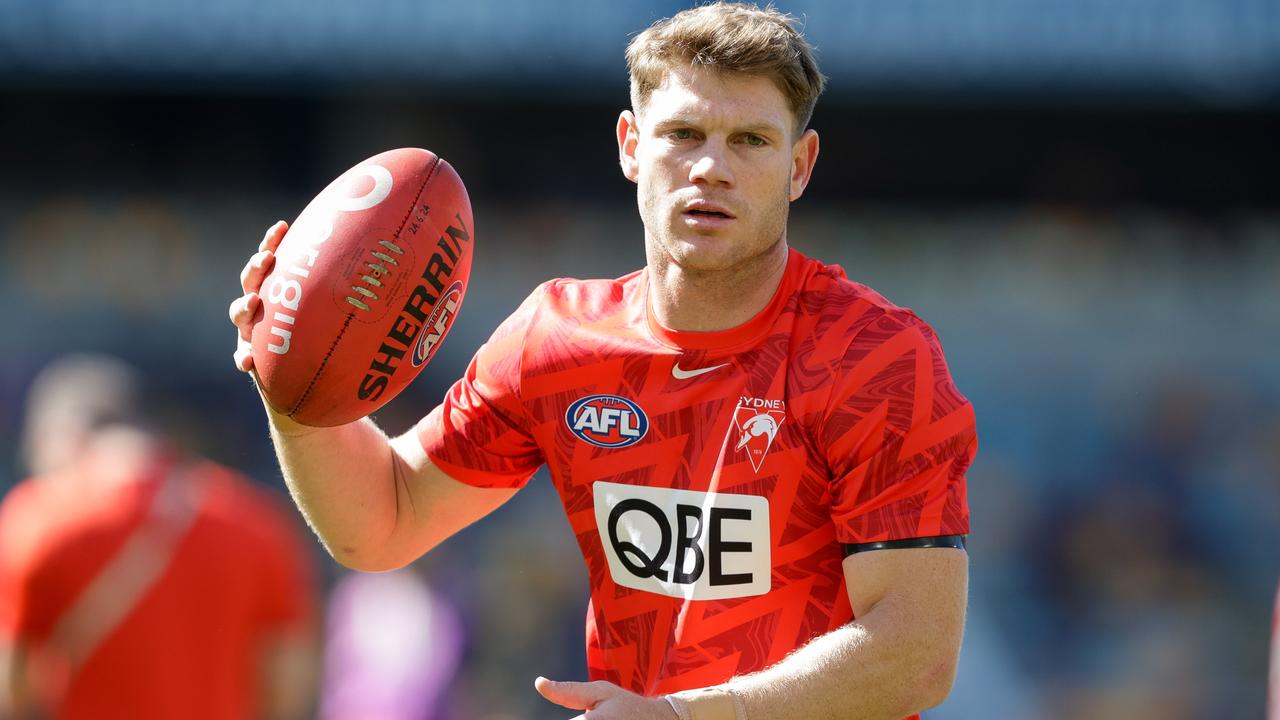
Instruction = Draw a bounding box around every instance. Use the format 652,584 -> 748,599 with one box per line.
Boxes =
251,148 -> 473,427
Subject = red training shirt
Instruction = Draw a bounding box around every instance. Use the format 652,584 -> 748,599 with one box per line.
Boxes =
420,248 -> 976,702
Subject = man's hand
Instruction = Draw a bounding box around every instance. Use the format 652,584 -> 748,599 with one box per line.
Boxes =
534,677 -> 677,720
229,220 -> 288,373
227,221 -> 317,436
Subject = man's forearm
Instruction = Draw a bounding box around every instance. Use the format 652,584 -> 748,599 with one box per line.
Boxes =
689,591 -> 963,720
268,415 -> 402,569
261,394 -> 519,573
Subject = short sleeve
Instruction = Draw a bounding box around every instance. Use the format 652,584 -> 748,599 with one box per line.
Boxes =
822,310 -> 976,545
418,284 -> 548,489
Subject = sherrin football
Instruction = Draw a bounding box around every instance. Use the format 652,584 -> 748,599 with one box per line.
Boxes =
251,148 -> 473,427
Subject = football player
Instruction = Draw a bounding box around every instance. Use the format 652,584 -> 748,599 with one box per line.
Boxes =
230,4 -> 976,719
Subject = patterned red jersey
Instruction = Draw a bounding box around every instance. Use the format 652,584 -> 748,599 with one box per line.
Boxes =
419,248 -> 976,697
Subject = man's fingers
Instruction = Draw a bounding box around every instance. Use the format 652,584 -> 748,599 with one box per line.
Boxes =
259,220 -> 289,253
231,222 -> 286,375
535,677 -> 618,711
240,250 -> 276,294
242,220 -> 287,294
233,343 -> 254,373
535,677 -> 592,711
228,292 -> 253,324
230,292 -> 261,372
229,293 -> 261,334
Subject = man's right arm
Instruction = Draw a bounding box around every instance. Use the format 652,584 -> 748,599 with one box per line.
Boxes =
230,222 -> 517,572
265,416 -> 515,571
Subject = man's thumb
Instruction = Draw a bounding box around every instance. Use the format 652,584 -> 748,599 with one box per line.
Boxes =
534,677 -> 615,710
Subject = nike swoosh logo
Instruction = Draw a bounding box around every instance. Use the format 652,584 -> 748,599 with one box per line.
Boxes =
672,362 -> 730,380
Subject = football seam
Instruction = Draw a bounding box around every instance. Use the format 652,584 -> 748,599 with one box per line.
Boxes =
289,312 -> 354,418
394,155 -> 441,245
289,154 -> 442,421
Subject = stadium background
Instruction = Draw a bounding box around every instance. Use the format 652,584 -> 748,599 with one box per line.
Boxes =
1,1 -> 1277,717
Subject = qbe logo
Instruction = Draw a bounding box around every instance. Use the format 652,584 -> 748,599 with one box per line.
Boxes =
593,481 -> 771,601
566,395 -> 648,448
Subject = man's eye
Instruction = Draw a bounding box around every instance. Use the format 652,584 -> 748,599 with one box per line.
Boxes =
669,129 -> 693,140
743,134 -> 766,147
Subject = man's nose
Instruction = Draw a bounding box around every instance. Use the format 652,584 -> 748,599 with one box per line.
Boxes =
688,144 -> 734,187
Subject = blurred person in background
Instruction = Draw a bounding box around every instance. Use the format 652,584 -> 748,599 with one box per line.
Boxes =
1272,580 -> 1279,720
230,3 -> 974,720
318,565 -> 463,720
0,354 -> 318,720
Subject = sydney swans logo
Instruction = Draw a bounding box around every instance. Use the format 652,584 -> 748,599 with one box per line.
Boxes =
732,397 -> 785,472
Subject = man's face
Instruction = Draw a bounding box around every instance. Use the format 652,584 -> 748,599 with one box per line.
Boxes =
618,64 -> 818,274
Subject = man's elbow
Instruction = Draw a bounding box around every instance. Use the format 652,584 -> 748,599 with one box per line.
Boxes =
327,542 -> 402,573
330,547 -> 386,572
323,533 -> 436,573
913,650 -> 960,711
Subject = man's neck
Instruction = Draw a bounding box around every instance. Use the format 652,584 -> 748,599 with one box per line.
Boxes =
83,428 -> 166,489
647,240 -> 789,333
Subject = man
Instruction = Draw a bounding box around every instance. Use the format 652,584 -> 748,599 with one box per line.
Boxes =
0,355 -> 318,720
229,4 -> 976,719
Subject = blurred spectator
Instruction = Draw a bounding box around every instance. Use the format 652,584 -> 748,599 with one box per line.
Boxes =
319,566 -> 463,720
444,478 -> 589,720
0,355 -> 319,720
1271,580 -> 1279,720
1035,376 -> 1269,719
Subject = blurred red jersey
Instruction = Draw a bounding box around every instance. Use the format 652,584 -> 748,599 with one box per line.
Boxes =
420,248 -> 975,698
0,453 -> 314,720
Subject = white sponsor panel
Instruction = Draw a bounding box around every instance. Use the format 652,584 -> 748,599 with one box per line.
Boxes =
593,480 -> 771,601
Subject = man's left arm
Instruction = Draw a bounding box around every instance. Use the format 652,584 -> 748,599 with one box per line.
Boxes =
536,546 -> 967,720
732,546 -> 967,719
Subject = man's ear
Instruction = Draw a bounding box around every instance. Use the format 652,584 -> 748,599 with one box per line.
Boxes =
617,110 -> 640,183
789,128 -> 820,201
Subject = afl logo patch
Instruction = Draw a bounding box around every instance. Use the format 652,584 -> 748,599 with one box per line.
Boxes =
411,281 -> 465,367
566,395 -> 648,448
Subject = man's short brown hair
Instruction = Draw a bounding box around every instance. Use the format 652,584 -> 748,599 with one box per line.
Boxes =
625,2 -> 826,135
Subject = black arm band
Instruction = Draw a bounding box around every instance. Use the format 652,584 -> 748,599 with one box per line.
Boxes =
842,534 -> 966,557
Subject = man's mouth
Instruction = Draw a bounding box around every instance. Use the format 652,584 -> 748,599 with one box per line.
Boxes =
682,201 -> 735,220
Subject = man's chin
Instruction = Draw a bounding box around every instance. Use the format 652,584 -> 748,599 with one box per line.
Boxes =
663,236 -> 738,270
